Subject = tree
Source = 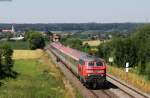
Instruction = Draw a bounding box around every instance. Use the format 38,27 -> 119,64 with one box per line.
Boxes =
97,41 -> 114,62
83,43 -> 91,53
0,48 -> 2,70
45,31 -> 53,36
0,44 -> 14,78
2,44 -> 14,71
28,32 -> 45,50
132,25 -> 150,74
113,38 -> 139,67
6,33 -> 13,41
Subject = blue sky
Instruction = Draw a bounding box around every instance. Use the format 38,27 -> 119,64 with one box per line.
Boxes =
0,0 -> 150,23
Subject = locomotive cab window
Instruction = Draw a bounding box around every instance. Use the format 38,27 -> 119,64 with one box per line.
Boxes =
96,61 -> 103,66
88,62 -> 94,66
79,59 -> 85,65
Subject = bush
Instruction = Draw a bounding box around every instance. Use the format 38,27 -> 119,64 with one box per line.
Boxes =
0,44 -> 14,78
97,42 -> 113,62
28,32 -> 45,50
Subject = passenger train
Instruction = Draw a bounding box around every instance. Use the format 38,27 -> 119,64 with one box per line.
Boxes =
49,42 -> 106,88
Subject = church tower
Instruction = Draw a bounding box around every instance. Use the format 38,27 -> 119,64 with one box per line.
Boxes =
11,25 -> 15,33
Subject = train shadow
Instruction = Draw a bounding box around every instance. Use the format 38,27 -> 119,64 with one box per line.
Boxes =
89,80 -> 118,90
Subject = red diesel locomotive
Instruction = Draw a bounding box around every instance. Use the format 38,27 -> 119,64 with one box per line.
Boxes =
49,42 -> 106,88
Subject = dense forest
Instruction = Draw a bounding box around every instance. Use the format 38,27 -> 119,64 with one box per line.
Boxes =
0,23 -> 146,32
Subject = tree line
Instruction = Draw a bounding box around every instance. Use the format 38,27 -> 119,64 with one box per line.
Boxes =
0,23 -> 143,32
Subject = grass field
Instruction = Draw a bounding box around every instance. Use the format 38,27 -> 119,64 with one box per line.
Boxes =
0,41 -> 29,49
107,65 -> 150,93
0,50 -> 82,98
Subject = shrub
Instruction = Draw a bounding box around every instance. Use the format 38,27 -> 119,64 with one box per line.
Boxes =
28,32 -> 45,50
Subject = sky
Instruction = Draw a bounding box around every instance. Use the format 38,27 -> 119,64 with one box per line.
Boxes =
0,0 -> 150,23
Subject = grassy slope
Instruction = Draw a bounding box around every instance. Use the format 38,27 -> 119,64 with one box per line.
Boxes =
0,52 -> 82,98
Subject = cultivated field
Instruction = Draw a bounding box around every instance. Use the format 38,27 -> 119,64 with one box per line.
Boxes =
13,49 -> 44,59
83,40 -> 102,46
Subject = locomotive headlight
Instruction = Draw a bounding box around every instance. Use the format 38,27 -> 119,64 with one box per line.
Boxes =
96,70 -> 104,73
87,70 -> 94,73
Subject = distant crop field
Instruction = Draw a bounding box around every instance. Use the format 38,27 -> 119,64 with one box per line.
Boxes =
83,40 -> 103,46
13,49 -> 44,59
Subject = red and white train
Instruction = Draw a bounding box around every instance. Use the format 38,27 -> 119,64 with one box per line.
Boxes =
49,42 -> 106,88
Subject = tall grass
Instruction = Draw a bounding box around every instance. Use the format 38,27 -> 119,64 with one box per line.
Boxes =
107,65 -> 150,93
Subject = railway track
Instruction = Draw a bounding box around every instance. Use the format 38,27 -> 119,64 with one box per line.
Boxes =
46,47 -> 150,98
107,75 -> 150,98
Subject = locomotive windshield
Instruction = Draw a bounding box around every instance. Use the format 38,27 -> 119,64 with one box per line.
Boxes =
88,62 -> 94,66
96,61 -> 103,66
88,61 -> 103,66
